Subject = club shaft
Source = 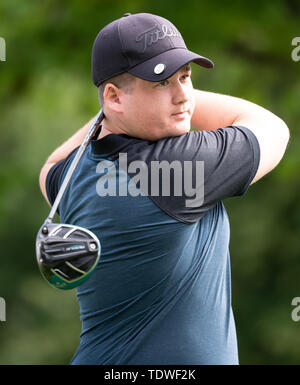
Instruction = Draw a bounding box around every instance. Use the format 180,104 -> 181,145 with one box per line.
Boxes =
47,109 -> 104,222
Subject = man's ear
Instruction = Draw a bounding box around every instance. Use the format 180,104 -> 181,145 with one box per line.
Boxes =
103,83 -> 123,113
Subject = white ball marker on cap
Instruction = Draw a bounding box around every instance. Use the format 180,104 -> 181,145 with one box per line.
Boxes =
154,63 -> 166,75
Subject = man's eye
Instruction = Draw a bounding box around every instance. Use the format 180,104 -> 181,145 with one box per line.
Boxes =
181,73 -> 190,81
157,80 -> 169,87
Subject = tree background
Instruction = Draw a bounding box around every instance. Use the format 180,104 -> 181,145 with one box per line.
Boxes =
0,0 -> 299,364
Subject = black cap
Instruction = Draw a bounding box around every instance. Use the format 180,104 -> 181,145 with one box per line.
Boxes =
92,12 -> 214,87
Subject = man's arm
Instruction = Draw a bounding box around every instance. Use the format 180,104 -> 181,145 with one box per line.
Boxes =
39,89 -> 290,203
39,116 -> 96,204
191,89 -> 290,185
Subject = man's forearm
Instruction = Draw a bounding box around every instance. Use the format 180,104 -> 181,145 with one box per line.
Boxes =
39,115 -> 97,204
191,89 -> 282,131
45,115 -> 97,164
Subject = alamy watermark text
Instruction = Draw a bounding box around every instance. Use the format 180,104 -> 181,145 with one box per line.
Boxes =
0,297 -> 6,321
96,153 -> 205,208
291,37 -> 300,62
0,37 -> 6,61
291,297 -> 300,322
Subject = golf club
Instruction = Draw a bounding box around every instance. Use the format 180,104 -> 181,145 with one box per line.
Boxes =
36,109 -> 104,290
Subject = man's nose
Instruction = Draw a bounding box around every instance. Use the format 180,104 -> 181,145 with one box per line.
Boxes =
172,82 -> 189,105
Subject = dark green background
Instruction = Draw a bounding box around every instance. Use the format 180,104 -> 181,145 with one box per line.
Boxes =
0,0 -> 299,364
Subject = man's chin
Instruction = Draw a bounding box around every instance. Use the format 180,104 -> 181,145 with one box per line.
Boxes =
142,123 -> 191,141
172,122 -> 191,136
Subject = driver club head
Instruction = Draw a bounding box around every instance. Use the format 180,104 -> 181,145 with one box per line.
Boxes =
36,222 -> 101,290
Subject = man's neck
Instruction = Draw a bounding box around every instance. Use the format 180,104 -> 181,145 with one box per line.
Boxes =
97,117 -> 126,140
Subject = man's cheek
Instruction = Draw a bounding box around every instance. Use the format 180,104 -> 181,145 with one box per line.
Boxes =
190,92 -> 196,114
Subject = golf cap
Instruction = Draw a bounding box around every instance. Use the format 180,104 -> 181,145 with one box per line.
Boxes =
92,12 -> 214,86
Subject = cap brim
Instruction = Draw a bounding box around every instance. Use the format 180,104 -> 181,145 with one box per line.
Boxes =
128,48 -> 214,82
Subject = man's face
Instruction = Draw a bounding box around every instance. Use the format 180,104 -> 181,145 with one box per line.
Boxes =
121,65 -> 195,141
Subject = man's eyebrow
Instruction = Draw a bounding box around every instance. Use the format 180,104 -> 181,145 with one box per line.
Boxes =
180,64 -> 192,73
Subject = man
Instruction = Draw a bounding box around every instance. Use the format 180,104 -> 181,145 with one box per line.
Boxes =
39,13 -> 289,364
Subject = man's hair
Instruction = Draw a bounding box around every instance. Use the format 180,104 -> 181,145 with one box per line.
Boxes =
98,72 -> 136,108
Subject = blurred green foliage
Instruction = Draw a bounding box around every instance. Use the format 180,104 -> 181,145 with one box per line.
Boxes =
0,0 -> 299,364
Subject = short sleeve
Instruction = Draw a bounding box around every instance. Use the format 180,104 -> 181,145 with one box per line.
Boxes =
46,159 -> 67,207
135,125 -> 260,223
192,125 -> 260,198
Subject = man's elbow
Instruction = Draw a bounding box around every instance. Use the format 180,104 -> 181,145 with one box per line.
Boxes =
281,120 -> 291,147
273,118 -> 291,167
276,119 -> 291,159
39,162 -> 54,206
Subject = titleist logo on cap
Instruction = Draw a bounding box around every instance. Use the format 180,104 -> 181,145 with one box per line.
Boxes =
135,24 -> 181,52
